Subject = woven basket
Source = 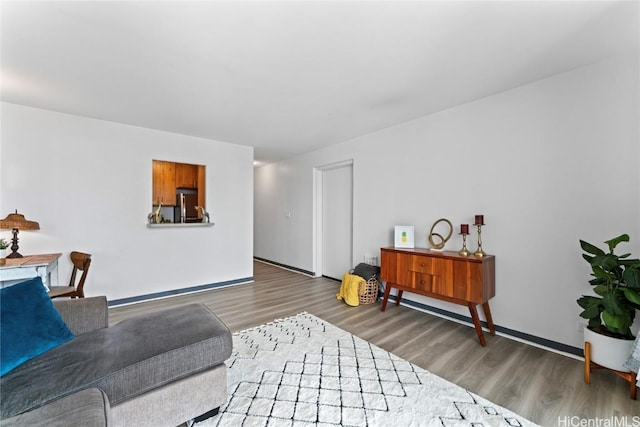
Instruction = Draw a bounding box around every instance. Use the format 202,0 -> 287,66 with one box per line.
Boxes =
358,278 -> 379,305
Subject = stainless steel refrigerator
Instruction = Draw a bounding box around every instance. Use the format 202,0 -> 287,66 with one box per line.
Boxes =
175,192 -> 199,223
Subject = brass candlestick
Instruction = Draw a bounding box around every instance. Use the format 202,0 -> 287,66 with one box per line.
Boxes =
474,224 -> 486,257
458,232 -> 470,256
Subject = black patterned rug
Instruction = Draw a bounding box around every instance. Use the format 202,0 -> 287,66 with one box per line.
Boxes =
196,312 -> 538,427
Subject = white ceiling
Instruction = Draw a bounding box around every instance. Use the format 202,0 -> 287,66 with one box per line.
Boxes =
1,1 -> 638,165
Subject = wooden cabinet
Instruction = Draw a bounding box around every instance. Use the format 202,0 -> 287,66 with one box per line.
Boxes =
175,163 -> 198,189
197,165 -> 206,219
380,247 -> 496,346
152,161 -> 206,215
152,160 -> 176,206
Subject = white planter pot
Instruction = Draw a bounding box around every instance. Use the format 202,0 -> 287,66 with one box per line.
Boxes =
584,327 -> 635,372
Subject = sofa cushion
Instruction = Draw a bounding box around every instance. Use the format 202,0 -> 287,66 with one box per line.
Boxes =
0,303 -> 232,418
0,277 -> 75,376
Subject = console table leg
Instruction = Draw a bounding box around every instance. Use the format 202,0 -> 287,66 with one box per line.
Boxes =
381,285 -> 392,311
395,290 -> 403,306
481,302 -> 496,336
468,303 -> 486,346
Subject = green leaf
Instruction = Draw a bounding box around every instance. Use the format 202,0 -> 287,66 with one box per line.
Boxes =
591,267 -> 617,285
591,266 -> 612,281
593,285 -> 608,296
588,317 -> 602,328
577,295 -> 601,309
588,277 -> 606,287
579,304 -> 601,320
580,240 -> 605,256
582,254 -> 595,264
605,234 -> 629,253
623,267 -> 640,289
602,311 -> 626,330
602,304 -> 633,335
592,254 -> 619,271
602,292 -> 626,315
623,288 -> 640,305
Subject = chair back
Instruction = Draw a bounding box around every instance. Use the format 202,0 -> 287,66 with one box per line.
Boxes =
68,251 -> 91,297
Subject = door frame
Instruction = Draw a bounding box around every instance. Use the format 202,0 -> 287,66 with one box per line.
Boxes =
313,159 -> 354,278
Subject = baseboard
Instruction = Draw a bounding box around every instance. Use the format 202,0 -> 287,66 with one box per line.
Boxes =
387,294 -> 583,358
253,257 -> 315,277
108,276 -> 253,307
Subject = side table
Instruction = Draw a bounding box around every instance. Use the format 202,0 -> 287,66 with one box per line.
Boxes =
0,253 -> 62,289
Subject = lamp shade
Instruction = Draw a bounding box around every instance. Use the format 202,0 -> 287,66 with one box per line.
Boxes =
0,211 -> 40,231
0,210 -> 40,258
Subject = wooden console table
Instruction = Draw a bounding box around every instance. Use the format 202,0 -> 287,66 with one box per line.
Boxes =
0,253 -> 62,289
380,247 -> 496,346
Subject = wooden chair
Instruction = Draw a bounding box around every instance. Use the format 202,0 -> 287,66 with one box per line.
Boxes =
48,251 -> 92,299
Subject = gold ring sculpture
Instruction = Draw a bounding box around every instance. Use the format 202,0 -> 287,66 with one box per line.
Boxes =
428,218 -> 453,250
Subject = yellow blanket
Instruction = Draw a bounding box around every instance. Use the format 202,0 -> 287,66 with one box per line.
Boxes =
336,273 -> 364,307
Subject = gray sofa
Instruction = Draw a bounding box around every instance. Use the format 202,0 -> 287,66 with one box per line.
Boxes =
1,296 -> 232,426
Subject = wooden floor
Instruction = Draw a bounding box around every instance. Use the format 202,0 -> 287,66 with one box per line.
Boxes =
110,261 -> 640,426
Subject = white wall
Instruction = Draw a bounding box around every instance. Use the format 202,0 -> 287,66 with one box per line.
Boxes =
1,103 -> 254,301
254,54 -> 640,350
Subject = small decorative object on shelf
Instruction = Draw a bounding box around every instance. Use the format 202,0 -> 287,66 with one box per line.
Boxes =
428,218 -> 452,250
474,214 -> 486,257
459,223 -> 470,256
147,202 -> 163,224
195,206 -> 210,223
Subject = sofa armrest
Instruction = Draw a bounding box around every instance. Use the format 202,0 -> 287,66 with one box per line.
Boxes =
53,296 -> 108,335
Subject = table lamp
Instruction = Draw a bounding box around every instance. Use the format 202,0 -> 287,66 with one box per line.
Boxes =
0,210 -> 40,258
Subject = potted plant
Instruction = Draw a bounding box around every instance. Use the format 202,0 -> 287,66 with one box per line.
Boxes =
578,234 -> 640,371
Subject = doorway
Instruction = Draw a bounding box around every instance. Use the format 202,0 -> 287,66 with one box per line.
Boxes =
314,160 -> 353,281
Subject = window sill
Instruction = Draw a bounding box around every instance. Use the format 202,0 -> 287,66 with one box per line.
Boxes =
146,223 -> 215,228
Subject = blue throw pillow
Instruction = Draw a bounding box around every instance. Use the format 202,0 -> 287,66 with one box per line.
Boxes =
1,277 -> 75,376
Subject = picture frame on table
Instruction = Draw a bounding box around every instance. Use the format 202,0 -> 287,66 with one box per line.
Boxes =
394,226 -> 415,248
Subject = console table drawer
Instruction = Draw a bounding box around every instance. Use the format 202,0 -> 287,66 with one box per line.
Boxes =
409,256 -> 434,273
412,272 -> 436,292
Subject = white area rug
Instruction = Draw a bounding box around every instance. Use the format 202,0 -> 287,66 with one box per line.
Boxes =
197,313 -> 538,427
